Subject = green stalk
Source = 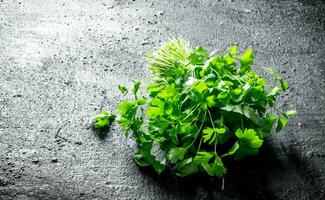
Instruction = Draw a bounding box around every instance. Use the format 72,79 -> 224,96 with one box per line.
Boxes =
240,115 -> 244,130
187,111 -> 206,149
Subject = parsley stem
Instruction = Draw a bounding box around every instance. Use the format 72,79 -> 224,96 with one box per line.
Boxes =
222,177 -> 225,191
240,115 -> 244,130
187,111 -> 206,149
182,104 -> 200,122
197,137 -> 203,152
208,110 -> 218,153
226,72 -> 243,86
211,68 -> 222,80
208,110 -> 215,129
180,95 -> 189,109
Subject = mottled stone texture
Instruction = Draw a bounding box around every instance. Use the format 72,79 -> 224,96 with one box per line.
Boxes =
0,0 -> 324,199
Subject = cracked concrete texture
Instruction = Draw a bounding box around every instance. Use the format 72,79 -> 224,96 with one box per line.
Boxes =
0,0 -> 324,199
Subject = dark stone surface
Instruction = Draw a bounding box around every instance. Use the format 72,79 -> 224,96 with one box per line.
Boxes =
0,0 -> 324,199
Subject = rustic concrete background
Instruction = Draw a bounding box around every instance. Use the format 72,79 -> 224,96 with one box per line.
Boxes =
0,0 -> 324,199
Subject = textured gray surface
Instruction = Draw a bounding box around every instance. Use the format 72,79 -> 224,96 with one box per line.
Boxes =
0,0 -> 325,199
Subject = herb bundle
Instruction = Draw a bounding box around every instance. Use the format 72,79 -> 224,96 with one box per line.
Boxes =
112,39 -> 296,178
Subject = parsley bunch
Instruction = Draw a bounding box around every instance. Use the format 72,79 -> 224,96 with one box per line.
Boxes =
116,39 -> 296,178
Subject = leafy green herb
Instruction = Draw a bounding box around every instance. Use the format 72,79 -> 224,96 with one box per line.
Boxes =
118,85 -> 128,95
93,111 -> 116,139
114,39 -> 296,180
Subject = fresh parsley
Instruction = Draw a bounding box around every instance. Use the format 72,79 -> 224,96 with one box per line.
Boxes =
109,39 -> 296,181
92,111 -> 116,139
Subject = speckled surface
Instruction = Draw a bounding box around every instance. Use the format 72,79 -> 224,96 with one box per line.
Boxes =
0,0 -> 324,199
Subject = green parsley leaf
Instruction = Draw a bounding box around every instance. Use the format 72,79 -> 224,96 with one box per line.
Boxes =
280,78 -> 289,91
276,115 -> 288,133
284,110 -> 297,118
229,45 -> 239,56
188,47 -> 209,65
193,81 -> 208,93
132,81 -> 141,98
118,85 -> 128,95
201,154 -> 226,177
168,147 -> 187,163
92,112 -> 116,139
222,142 -> 239,157
193,151 -> 214,164
239,48 -> 254,72
233,129 -> 263,160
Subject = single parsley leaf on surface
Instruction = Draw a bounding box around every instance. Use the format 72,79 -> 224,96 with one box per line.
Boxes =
92,111 -> 116,139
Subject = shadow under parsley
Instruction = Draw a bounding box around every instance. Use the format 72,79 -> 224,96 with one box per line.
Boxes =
138,139 -> 321,200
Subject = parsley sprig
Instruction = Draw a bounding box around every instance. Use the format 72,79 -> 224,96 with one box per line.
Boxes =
92,111 -> 116,139
115,39 -> 296,179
